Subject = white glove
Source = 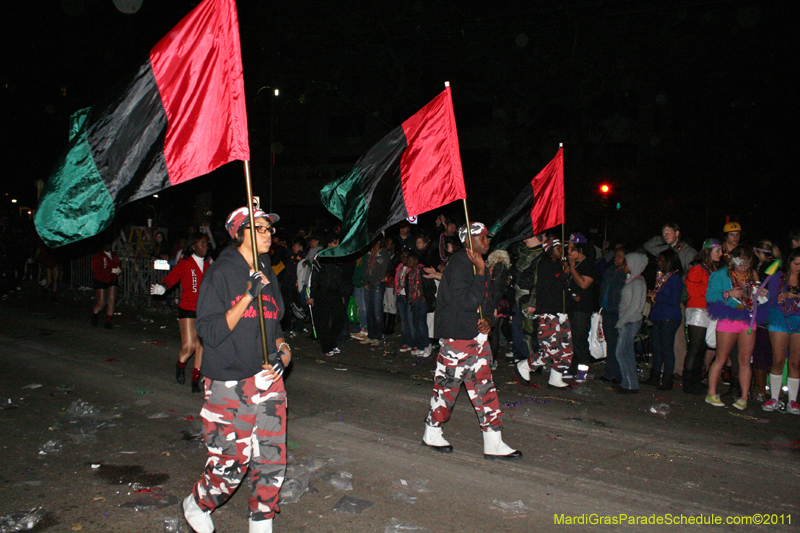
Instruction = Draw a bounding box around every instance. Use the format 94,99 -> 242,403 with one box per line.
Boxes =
254,369 -> 274,389
111,267 -> 122,275
150,284 -> 165,295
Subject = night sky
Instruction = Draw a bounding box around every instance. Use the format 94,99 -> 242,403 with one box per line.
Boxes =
2,0 -> 797,249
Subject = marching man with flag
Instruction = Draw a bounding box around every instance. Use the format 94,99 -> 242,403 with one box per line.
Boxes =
422,222 -> 523,460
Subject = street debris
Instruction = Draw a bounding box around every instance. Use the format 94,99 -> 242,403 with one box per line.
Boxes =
649,403 -> 670,416
385,517 -> 432,532
0,508 -> 45,533
38,440 -> 62,455
492,499 -> 533,516
328,471 -> 353,491
332,495 -> 374,515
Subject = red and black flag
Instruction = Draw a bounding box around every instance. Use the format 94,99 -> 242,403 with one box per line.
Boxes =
318,86 -> 467,258
489,148 -> 564,248
35,0 -> 249,247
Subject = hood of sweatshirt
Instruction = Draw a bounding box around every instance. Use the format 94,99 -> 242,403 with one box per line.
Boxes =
625,252 -> 647,281
216,245 -> 273,272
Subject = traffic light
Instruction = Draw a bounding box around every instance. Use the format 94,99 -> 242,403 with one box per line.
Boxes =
599,183 -> 611,196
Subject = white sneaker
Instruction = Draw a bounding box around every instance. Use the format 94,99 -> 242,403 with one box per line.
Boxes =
350,330 -> 368,340
411,349 -> 423,356
421,346 -> 433,358
249,518 -> 273,533
182,495 -> 213,533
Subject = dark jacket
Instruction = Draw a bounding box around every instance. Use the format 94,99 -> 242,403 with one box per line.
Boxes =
310,258 -> 344,300
197,246 -> 285,381
434,249 -> 491,340
536,257 -> 568,315
600,267 -> 626,316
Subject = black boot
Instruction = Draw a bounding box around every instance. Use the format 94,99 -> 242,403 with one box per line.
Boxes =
176,362 -> 186,384
643,370 -> 661,387
681,370 -> 697,395
658,374 -> 674,391
383,313 -> 396,336
191,368 -> 201,393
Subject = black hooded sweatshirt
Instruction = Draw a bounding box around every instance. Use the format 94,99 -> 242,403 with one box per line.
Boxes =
433,248 -> 492,340
197,246 -> 284,381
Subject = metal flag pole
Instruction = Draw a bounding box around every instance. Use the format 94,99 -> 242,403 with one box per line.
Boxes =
449,80 -> 484,323
560,143 -> 567,314
243,160 -> 271,365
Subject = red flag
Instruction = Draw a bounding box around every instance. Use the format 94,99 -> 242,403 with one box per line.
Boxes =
150,0 -> 250,185
530,148 -> 564,234
400,86 -> 466,216
319,87 -> 466,258
36,0 -> 249,247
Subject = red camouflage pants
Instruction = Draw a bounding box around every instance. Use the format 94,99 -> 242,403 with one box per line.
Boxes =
425,336 -> 504,431
192,375 -> 287,521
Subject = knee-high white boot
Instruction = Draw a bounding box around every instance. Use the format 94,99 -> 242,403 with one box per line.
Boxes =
548,369 -> 568,388
249,518 -> 273,533
516,359 -> 531,381
182,495 -> 214,533
483,430 -> 523,460
422,423 -> 453,453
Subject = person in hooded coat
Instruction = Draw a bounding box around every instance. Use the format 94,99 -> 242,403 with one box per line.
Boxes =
615,252 -> 648,394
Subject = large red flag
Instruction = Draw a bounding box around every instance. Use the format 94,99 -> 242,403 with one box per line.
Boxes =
36,0 -> 249,247
150,0 -> 249,184
319,87 -> 467,258
530,148 -> 564,234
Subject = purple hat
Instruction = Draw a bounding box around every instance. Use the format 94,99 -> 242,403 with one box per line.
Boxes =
703,238 -> 722,249
569,232 -> 587,244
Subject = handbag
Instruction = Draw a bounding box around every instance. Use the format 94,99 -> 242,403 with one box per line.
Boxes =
705,319 -> 718,349
589,309 -> 607,360
347,295 -> 359,324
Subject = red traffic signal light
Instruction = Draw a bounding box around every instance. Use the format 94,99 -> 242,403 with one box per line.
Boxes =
599,183 -> 611,195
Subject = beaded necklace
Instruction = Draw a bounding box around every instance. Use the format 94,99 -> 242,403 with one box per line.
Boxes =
730,269 -> 755,311
779,272 -> 800,315
654,270 -> 679,294
700,260 -> 720,277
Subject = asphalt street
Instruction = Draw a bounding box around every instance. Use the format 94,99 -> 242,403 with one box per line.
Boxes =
1,285 -> 798,532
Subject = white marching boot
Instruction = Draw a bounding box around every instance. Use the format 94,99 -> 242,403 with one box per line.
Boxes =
422,423 -> 453,453
483,430 -> 523,460
249,518 -> 273,533
516,359 -> 531,382
548,369 -> 569,389
182,495 -> 214,533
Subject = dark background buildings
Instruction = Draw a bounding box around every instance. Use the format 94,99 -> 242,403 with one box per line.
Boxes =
2,0 -> 796,250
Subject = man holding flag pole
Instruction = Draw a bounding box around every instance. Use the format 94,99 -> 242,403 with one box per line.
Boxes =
422,221 -> 523,460
33,0 -> 289,530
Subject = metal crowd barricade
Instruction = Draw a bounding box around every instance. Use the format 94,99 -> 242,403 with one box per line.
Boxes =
70,254 -> 175,306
